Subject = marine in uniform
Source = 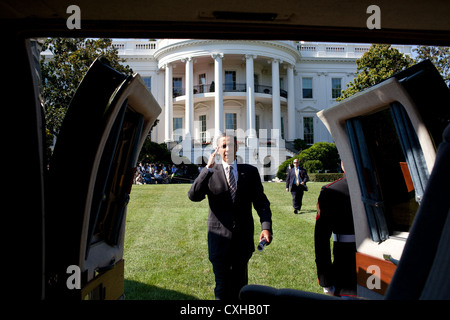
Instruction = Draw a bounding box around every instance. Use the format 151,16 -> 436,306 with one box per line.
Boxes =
314,168 -> 357,298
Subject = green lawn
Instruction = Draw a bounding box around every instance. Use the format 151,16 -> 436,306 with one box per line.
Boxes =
123,181 -> 329,300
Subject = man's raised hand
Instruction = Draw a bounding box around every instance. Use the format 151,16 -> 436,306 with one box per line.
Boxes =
207,147 -> 219,168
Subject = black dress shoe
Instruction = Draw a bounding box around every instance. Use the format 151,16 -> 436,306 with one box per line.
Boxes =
294,209 -> 298,214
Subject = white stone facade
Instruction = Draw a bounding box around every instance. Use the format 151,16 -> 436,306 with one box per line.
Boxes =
42,39 -> 413,179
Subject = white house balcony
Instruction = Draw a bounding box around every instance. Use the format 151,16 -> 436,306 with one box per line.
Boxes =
172,83 -> 288,100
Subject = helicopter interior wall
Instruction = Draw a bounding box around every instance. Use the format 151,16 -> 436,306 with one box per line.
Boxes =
2,0 -> 449,300
385,124 -> 450,299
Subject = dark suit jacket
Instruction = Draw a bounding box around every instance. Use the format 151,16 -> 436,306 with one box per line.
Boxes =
286,166 -> 309,191
188,164 -> 272,263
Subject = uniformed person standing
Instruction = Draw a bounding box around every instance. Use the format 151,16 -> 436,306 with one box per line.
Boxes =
314,162 -> 357,298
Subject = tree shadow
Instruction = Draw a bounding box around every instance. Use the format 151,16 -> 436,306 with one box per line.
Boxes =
124,279 -> 199,300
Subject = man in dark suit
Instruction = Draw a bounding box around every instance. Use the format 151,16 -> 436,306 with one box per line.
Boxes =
286,159 -> 309,214
188,133 -> 273,300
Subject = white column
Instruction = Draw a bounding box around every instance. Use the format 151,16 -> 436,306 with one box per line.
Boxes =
164,63 -> 173,143
212,53 -> 224,139
183,57 -> 194,139
245,54 -> 256,139
272,59 -> 281,142
287,64 -> 295,141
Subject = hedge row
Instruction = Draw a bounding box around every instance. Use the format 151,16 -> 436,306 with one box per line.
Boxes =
308,173 -> 344,182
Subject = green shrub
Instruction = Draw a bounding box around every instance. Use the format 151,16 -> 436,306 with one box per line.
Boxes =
298,142 -> 339,171
304,160 -> 323,173
138,138 -> 171,164
293,138 -> 310,152
308,173 -> 344,182
277,142 -> 340,180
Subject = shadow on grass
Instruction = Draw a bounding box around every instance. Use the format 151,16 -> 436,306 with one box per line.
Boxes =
124,280 -> 199,300
299,209 -> 317,214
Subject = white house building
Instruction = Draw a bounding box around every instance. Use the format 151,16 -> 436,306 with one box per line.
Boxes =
44,39 -> 413,179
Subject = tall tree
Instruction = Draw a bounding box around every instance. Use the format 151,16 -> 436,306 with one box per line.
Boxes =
40,38 -> 133,136
414,46 -> 450,86
337,44 -> 414,101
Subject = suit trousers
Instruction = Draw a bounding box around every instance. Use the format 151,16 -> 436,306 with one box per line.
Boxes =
211,247 -> 252,300
290,184 -> 305,211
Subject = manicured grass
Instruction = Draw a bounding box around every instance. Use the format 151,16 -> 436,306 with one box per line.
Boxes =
123,181 -> 329,300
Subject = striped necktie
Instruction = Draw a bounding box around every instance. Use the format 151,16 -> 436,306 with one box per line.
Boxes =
227,166 -> 237,202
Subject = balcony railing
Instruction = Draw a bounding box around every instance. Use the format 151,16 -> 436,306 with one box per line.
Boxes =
173,83 -> 288,98
255,85 -> 288,98
189,139 -> 278,148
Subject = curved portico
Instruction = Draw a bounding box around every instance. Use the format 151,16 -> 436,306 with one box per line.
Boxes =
155,40 -> 300,149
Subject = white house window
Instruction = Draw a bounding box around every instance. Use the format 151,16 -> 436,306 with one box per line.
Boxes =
255,114 -> 260,138
303,117 -> 314,144
142,76 -> 151,92
280,77 -> 287,98
302,78 -> 313,99
225,113 -> 237,132
173,77 -> 183,97
173,117 -> 183,142
199,114 -> 207,143
225,71 -> 236,91
254,74 -> 259,87
332,78 -> 342,99
198,73 -> 206,93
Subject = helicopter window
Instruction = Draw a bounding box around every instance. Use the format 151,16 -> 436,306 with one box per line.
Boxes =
346,102 -> 429,242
